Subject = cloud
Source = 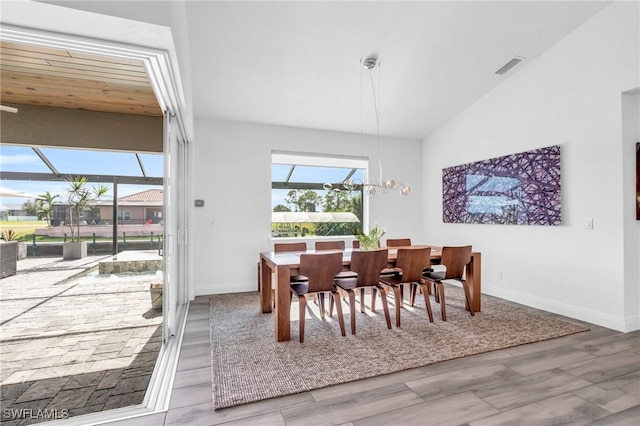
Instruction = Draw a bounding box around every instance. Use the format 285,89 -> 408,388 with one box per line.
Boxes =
0,154 -> 40,166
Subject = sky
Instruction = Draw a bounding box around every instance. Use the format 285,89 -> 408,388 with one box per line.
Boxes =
0,145 -> 163,208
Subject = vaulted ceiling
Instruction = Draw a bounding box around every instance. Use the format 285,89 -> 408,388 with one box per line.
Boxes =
1,1 -> 613,141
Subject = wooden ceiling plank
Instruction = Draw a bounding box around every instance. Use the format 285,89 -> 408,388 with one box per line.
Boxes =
0,41 -> 72,57
0,54 -> 50,66
1,47 -> 145,73
45,56 -> 145,73
1,64 -> 152,85
0,94 -> 161,116
45,60 -> 149,78
69,51 -> 143,67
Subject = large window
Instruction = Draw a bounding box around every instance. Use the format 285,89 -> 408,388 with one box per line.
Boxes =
272,152 -> 367,238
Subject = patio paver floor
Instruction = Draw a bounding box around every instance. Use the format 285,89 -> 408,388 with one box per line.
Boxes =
0,253 -> 162,425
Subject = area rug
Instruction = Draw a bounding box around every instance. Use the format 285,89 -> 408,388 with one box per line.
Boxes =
209,287 -> 589,410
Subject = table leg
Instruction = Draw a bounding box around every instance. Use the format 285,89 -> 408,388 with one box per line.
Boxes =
275,265 -> 291,341
467,252 -> 482,313
260,257 -> 272,313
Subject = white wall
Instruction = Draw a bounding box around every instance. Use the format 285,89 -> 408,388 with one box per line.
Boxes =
192,120 -> 422,295
422,1 -> 640,331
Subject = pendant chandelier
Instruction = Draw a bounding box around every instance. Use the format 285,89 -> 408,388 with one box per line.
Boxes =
325,56 -> 411,197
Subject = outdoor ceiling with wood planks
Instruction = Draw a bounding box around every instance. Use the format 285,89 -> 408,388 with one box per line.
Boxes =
0,40 -> 161,116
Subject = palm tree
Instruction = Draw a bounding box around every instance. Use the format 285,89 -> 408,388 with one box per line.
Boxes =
64,176 -> 108,242
36,191 -> 60,226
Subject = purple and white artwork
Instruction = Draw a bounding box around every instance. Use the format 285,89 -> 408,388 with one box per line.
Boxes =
442,145 -> 561,225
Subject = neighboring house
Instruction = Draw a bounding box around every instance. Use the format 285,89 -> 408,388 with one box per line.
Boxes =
50,189 -> 164,226
97,189 -> 164,225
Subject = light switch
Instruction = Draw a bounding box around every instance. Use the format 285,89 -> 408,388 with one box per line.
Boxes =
584,218 -> 594,229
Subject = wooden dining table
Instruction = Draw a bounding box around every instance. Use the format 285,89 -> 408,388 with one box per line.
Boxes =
259,246 -> 482,342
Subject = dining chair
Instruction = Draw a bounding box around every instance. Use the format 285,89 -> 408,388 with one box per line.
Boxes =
421,245 -> 473,321
380,247 -> 433,327
269,242 -> 308,307
290,252 -> 346,342
315,240 -> 345,250
334,248 -> 392,334
315,240 -> 357,281
274,242 -> 307,252
386,238 -> 412,247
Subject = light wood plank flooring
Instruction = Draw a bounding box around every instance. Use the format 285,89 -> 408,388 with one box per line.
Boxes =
110,296 -> 640,425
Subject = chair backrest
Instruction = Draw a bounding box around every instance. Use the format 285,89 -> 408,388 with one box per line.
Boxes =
300,252 -> 344,293
386,238 -> 412,247
395,247 -> 431,283
440,246 -> 472,279
274,242 -> 307,253
350,249 -> 389,287
315,240 -> 345,251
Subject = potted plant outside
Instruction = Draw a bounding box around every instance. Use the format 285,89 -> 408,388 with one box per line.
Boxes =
353,224 -> 386,251
63,176 -> 108,260
1,228 -> 27,260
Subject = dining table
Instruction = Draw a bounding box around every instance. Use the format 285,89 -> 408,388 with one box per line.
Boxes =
259,246 -> 482,342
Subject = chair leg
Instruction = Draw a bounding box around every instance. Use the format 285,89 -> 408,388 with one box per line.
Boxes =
332,291 -> 346,336
461,281 -> 474,316
391,285 -> 402,327
318,292 -> 325,319
347,289 -> 357,334
329,293 -> 334,317
419,283 -> 434,322
298,295 -> 306,343
436,282 -> 446,321
360,288 -> 366,313
376,286 -> 392,329
433,282 -> 440,303
399,284 -> 404,308
371,287 -> 378,312
410,283 -> 417,307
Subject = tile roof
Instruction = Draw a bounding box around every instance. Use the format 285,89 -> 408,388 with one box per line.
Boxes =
118,189 -> 164,202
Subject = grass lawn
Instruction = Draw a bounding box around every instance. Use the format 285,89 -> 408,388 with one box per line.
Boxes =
0,220 -> 49,241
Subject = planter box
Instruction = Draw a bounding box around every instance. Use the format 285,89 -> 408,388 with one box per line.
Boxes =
150,282 -> 163,310
1,242 -> 18,278
17,242 -> 27,260
63,241 -> 87,260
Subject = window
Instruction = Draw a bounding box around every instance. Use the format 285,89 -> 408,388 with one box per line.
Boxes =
117,210 -> 131,221
271,152 -> 367,238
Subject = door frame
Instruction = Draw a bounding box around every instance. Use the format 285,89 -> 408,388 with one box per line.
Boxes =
0,11 -> 193,424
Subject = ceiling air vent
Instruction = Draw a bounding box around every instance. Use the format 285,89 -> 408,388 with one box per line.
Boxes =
495,56 -> 525,75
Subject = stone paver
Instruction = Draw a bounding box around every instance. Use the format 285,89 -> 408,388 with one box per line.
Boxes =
0,254 -> 163,425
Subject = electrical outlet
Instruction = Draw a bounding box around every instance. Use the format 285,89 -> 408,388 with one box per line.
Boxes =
497,270 -> 503,280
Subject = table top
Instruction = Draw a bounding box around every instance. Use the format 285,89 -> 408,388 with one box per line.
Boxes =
260,246 -> 443,267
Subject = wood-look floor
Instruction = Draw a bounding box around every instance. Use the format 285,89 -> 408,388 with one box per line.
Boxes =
109,296 -> 640,426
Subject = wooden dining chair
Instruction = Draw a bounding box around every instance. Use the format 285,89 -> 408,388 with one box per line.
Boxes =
380,247 -> 433,327
290,252 -> 346,342
334,248 -> 392,334
386,238 -> 412,247
274,242 -> 307,252
315,240 -> 345,250
422,245 -> 473,321
315,240 -> 357,281
268,242 -> 308,307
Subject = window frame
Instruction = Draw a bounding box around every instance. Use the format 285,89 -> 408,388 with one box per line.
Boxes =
271,151 -> 369,239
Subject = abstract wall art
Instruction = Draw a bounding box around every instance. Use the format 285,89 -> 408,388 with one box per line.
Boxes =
442,145 -> 561,225
636,142 -> 640,220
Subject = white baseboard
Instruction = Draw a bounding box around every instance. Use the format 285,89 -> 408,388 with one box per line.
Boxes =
483,285 -> 639,332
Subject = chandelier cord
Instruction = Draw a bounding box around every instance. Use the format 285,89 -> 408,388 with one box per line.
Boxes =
368,65 -> 382,185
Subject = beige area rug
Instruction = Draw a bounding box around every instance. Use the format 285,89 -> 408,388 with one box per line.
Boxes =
210,287 -> 589,410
